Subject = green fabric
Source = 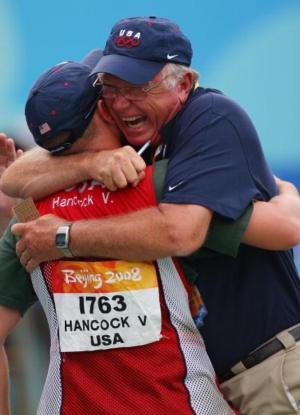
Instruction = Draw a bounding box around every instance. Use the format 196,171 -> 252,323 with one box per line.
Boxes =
152,159 -> 169,201
0,218 -> 37,314
204,206 -> 253,257
178,207 -> 253,284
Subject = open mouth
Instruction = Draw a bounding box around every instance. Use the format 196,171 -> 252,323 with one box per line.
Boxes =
122,116 -> 146,128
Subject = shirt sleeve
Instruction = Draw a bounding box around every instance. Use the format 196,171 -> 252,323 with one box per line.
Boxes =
0,218 -> 37,314
161,92 -> 277,219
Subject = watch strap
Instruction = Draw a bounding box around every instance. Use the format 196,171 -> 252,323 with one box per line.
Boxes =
55,222 -> 73,258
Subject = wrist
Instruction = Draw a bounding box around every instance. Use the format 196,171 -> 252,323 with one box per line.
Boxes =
76,152 -> 94,181
68,220 -> 92,258
55,222 -> 74,258
68,221 -> 79,257
78,150 -> 112,183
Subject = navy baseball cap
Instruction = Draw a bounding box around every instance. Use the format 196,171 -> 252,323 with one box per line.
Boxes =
25,49 -> 103,154
92,16 -> 192,84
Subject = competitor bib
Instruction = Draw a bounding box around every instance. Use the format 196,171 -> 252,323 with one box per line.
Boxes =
52,260 -> 162,352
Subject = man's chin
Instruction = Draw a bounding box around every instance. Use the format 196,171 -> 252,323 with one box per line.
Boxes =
124,134 -> 152,147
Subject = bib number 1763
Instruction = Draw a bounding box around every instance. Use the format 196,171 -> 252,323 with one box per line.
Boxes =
78,295 -> 127,314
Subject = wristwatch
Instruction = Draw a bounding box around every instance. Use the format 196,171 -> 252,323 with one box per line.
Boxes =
55,222 -> 73,258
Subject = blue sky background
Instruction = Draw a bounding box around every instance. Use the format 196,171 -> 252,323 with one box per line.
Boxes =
1,0 -> 299,185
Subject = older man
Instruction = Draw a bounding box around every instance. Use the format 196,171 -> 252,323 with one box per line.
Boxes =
2,17 -> 300,414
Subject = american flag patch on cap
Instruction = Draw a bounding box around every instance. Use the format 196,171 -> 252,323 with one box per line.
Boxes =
39,122 -> 51,135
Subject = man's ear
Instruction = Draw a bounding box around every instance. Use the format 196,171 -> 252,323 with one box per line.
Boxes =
177,72 -> 194,104
96,100 -> 116,125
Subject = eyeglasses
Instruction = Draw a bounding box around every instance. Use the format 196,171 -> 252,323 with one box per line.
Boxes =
94,74 -> 173,102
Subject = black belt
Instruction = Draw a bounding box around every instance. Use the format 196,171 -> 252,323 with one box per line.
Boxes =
219,325 -> 300,383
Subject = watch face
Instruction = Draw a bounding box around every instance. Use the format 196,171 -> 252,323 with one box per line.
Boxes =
56,232 -> 67,248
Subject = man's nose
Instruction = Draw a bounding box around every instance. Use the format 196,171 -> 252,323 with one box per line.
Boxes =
111,93 -> 132,111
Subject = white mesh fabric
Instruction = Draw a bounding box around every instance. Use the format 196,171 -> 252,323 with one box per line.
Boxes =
157,257 -> 234,415
31,266 -> 62,415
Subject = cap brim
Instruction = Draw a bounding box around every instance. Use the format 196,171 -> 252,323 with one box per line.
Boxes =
81,49 -> 103,69
91,54 -> 165,85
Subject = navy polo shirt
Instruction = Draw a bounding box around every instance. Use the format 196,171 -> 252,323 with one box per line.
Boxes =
159,87 -> 300,376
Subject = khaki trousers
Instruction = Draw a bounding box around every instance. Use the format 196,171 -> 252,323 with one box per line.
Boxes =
220,328 -> 300,415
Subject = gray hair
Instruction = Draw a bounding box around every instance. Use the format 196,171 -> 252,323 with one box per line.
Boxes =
160,63 -> 199,89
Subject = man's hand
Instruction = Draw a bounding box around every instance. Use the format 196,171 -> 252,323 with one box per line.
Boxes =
274,176 -> 299,197
243,176 -> 300,249
0,133 -> 23,234
0,133 -> 23,175
11,214 -> 66,272
85,146 -> 146,191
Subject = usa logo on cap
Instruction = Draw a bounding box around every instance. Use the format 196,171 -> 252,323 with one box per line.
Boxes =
115,30 -> 141,48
